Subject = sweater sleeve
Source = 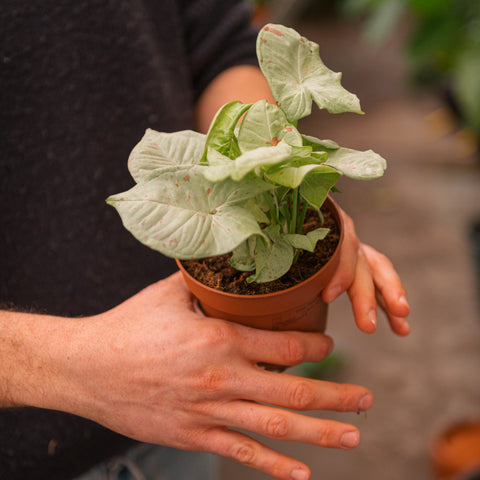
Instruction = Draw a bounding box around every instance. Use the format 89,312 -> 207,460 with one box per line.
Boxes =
179,0 -> 260,99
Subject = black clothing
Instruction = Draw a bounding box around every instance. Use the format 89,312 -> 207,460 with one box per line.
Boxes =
0,1 -> 257,478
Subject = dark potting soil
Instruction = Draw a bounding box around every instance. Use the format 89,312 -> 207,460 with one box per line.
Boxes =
181,207 -> 340,295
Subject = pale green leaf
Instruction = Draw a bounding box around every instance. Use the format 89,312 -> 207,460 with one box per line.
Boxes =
245,198 -> 270,224
265,163 -> 335,189
230,237 -> 256,272
325,147 -> 387,180
106,166 -> 272,259
257,24 -> 363,122
128,129 -> 206,183
205,148 -> 232,166
237,100 -> 302,152
203,141 -> 293,182
284,228 -> 329,252
310,152 -> 329,162
249,225 -> 294,283
302,134 -> 340,151
300,171 -> 341,209
290,145 -> 315,158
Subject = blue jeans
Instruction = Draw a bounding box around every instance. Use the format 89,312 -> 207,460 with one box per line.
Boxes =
74,443 -> 218,480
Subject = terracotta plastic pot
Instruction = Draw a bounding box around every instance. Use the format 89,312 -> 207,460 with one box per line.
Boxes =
176,196 -> 344,334
455,469 -> 480,480
430,418 -> 480,480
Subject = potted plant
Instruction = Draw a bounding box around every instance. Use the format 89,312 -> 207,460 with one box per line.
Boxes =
107,23 -> 386,335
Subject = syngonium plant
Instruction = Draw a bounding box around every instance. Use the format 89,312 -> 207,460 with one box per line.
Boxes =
107,24 -> 387,283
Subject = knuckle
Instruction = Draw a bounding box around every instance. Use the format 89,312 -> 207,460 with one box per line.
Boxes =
335,384 -> 360,411
317,424 -> 337,447
200,367 -> 228,393
264,413 -> 289,439
287,380 -> 315,410
363,245 -> 392,270
231,441 -> 257,465
344,214 -> 359,242
282,336 -> 304,365
173,428 -> 202,449
203,322 -> 232,348
375,251 -> 392,268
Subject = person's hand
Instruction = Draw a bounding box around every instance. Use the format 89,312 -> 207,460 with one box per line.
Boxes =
56,272 -> 373,480
322,207 -> 411,336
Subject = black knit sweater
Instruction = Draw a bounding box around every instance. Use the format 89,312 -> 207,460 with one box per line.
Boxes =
0,1 -> 257,478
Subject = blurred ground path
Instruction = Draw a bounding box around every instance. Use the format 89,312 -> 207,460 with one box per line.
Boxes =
220,13 -> 480,480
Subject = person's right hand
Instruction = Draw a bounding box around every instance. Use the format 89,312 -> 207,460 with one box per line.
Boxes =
38,272 -> 373,480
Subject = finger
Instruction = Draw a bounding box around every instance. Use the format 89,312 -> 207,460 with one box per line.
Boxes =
322,210 -> 359,303
205,427 -> 311,480
362,244 -> 411,334
216,400 -> 361,450
347,248 -> 377,334
375,289 -> 411,336
234,326 -> 334,367
362,244 -> 410,316
238,371 -> 373,413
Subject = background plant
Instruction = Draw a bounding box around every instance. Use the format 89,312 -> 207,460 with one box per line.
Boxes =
107,24 -> 386,283
341,0 -> 480,139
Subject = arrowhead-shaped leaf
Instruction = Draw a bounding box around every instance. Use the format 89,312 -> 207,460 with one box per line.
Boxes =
128,129 -> 206,182
249,225 -> 294,283
237,100 -> 302,152
257,24 -> 363,122
106,166 -> 272,259
285,227 -> 330,252
325,147 -> 387,180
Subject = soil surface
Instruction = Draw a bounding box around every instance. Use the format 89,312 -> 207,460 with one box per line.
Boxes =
181,208 -> 339,294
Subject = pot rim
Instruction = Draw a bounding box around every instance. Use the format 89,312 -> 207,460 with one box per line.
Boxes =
176,195 -> 344,300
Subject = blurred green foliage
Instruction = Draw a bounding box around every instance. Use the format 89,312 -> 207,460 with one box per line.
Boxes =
291,352 -> 346,380
341,0 -> 480,136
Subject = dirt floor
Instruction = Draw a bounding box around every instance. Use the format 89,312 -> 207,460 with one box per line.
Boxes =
220,11 -> 480,480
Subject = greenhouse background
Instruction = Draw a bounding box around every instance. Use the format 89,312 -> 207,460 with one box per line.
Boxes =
223,2 -> 480,479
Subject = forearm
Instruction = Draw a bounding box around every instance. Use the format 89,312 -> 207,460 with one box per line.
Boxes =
195,64 -> 274,133
0,309 -> 79,410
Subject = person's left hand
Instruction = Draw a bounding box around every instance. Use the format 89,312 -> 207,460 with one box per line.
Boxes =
322,207 -> 411,336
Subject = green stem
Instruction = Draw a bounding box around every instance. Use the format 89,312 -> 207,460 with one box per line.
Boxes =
263,192 -> 278,224
280,203 -> 291,232
290,188 -> 298,234
293,249 -> 301,265
296,200 -> 307,234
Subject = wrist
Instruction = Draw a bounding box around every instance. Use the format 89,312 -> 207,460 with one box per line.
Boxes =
0,310 -> 84,411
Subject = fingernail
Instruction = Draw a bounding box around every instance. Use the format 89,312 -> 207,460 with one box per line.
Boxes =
341,431 -> 360,448
291,468 -> 310,480
358,394 -> 373,411
401,318 -> 411,333
326,338 -> 335,356
368,310 -> 377,328
399,295 -> 409,309
325,285 -> 342,303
